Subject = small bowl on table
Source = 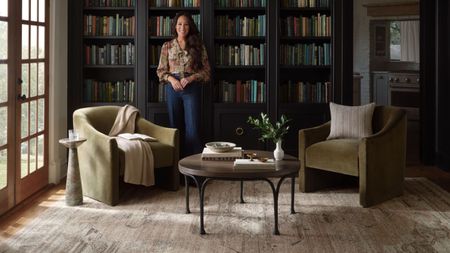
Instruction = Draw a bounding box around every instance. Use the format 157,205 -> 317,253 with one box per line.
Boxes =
205,142 -> 236,153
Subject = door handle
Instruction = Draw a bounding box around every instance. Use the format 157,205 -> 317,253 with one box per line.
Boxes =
17,78 -> 23,85
17,94 -> 27,101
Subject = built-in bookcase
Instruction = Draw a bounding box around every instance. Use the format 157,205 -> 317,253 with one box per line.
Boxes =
69,0 -> 352,155
213,0 -> 267,104
82,0 -> 136,105
279,0 -> 332,105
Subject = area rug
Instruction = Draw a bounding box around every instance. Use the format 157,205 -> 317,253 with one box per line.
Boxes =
0,178 -> 449,253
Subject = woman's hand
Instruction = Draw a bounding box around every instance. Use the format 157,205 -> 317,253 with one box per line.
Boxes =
168,76 -> 184,91
180,76 -> 193,88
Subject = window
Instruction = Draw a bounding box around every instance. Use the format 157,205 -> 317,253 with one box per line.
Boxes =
390,21 -> 400,60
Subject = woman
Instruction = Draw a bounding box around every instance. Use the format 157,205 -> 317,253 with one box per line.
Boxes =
157,11 -> 211,157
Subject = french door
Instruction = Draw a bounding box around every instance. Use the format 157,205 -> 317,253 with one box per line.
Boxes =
0,0 -> 49,215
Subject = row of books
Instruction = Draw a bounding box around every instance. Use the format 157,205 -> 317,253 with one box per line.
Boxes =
83,79 -> 135,102
215,44 -> 265,66
85,43 -> 135,65
148,15 -> 200,36
280,14 -> 331,37
149,0 -> 200,7
84,15 -> 135,36
149,45 -> 162,65
279,43 -> 331,66
84,0 -> 135,7
216,80 -> 266,103
215,15 -> 266,37
279,80 -> 332,103
148,80 -> 167,102
215,0 -> 266,7
281,0 -> 330,8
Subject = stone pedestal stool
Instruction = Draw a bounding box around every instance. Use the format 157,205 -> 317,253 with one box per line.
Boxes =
59,138 -> 87,206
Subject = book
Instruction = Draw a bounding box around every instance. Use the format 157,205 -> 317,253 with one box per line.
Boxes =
201,147 -> 243,161
118,133 -> 157,142
233,158 -> 275,170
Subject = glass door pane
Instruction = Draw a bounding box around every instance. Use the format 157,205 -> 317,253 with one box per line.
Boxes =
16,0 -> 48,203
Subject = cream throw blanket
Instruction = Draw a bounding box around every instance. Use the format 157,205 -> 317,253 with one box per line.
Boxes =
109,105 -> 155,186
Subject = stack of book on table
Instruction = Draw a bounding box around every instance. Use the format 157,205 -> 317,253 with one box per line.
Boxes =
233,158 -> 275,170
201,147 -> 243,161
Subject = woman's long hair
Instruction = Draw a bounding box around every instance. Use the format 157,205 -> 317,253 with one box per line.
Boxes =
171,11 -> 203,71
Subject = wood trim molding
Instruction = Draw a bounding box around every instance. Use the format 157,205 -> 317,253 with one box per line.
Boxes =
364,2 -> 419,17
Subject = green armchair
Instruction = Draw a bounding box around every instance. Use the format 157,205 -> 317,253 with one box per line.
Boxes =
73,106 -> 179,206
299,106 -> 407,207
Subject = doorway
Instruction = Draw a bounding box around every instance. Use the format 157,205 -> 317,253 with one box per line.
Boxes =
0,0 -> 49,216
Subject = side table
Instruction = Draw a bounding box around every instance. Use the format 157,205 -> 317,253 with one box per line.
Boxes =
59,138 -> 86,206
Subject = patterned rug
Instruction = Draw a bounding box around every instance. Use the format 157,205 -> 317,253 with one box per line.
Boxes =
0,178 -> 449,253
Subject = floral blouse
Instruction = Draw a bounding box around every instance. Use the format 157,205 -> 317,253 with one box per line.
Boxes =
156,38 -> 211,83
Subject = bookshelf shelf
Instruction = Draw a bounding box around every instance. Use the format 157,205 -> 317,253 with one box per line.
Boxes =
279,7 -> 330,12
215,7 -> 266,12
148,36 -> 173,40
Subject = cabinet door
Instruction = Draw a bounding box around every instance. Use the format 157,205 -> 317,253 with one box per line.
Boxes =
373,73 -> 389,105
213,105 -> 266,150
280,104 -> 329,156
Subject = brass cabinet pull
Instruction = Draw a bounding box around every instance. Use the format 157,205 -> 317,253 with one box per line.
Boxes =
235,127 -> 244,136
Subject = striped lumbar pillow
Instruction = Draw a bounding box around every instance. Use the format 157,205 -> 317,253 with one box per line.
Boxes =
327,102 -> 376,140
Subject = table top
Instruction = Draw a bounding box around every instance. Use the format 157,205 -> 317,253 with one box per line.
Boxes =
178,150 -> 299,179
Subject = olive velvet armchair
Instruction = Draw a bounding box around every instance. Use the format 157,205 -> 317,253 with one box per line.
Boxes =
73,106 -> 179,206
299,106 -> 407,207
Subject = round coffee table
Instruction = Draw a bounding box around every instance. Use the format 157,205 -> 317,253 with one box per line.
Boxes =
178,150 -> 299,235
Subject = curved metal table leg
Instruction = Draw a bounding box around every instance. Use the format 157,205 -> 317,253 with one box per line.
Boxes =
240,180 -> 245,203
199,178 -> 211,235
184,175 -> 190,214
291,176 -> 296,214
262,178 -> 279,235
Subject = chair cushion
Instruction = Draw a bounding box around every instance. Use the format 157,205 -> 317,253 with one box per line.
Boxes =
306,139 -> 360,176
119,141 -> 175,175
327,102 -> 375,140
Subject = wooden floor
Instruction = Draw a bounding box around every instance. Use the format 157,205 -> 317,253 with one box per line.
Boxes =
0,165 -> 449,241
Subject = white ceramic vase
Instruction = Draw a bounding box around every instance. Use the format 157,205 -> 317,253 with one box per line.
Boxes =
273,140 -> 284,161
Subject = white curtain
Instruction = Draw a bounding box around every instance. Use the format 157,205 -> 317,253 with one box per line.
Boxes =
400,20 -> 420,63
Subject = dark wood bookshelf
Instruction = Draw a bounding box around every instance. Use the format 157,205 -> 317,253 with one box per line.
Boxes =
279,7 -> 331,12
148,7 -> 200,11
148,36 -> 173,40
215,65 -> 265,69
69,0 -> 353,155
215,7 -> 266,12
280,36 -> 331,41
280,65 -> 331,69
84,7 -> 135,11
83,36 -> 135,40
215,36 -> 265,41
83,65 -> 135,69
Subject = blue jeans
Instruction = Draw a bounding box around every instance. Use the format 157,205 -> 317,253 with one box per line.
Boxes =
165,81 -> 202,157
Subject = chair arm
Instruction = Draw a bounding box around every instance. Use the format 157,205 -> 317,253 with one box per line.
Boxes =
73,112 -> 120,205
136,118 -> 178,148
298,121 -> 331,160
358,111 -> 407,207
